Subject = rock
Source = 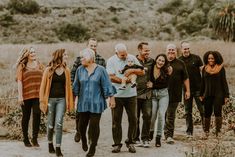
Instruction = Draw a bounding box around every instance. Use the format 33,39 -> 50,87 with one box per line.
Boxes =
0,128 -> 9,137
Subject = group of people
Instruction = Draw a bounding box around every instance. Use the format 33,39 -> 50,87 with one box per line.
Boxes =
15,38 -> 229,157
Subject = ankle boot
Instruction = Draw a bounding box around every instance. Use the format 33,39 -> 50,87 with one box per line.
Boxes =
48,143 -> 55,153
202,118 -> 211,140
149,131 -> 154,141
155,136 -> 161,147
56,147 -> 63,157
23,138 -> 32,147
215,117 -> 222,137
31,138 -> 40,147
86,144 -> 96,157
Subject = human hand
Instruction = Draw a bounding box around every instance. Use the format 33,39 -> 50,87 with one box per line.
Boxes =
18,97 -> 24,106
109,96 -> 116,108
184,91 -> 190,100
124,69 -> 133,77
40,103 -> 47,114
199,96 -> 204,102
146,81 -> 153,88
224,97 -> 229,105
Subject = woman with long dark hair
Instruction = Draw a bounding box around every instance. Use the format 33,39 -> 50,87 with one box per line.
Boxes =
200,51 -> 229,139
16,47 -> 44,147
40,49 -> 73,157
149,54 -> 172,147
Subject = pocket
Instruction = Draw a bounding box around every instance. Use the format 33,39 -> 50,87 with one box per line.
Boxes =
159,88 -> 168,97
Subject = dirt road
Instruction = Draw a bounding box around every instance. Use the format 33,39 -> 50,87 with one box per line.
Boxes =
0,109 -> 190,157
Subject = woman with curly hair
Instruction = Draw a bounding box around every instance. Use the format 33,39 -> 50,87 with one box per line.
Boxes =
149,53 -> 172,147
40,49 -> 73,157
16,47 -> 44,147
200,51 -> 229,139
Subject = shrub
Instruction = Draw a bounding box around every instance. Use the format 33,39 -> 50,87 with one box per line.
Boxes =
111,16 -> 120,24
158,0 -> 183,14
56,22 -> 90,42
7,0 -> 40,14
0,10 -> 15,27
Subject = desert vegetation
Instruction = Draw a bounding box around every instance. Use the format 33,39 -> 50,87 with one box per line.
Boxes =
0,0 -> 234,43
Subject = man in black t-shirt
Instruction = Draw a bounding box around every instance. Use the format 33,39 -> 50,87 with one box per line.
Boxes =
179,41 -> 204,138
164,43 -> 190,144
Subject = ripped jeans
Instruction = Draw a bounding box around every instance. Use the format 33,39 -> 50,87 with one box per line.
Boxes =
47,98 -> 66,147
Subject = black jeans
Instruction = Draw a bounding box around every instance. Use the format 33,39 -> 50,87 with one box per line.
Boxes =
134,98 -> 152,141
79,112 -> 101,147
184,91 -> 204,134
204,96 -> 223,118
21,98 -> 41,140
75,112 -> 80,132
164,102 -> 178,139
112,96 -> 137,146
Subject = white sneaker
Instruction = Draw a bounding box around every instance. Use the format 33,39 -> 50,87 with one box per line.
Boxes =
134,140 -> 143,147
166,137 -> 174,144
143,141 -> 150,148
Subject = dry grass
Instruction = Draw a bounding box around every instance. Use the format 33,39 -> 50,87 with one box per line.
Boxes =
0,40 -> 234,111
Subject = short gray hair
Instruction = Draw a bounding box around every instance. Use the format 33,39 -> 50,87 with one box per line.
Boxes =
166,43 -> 176,50
115,43 -> 127,53
80,48 -> 95,61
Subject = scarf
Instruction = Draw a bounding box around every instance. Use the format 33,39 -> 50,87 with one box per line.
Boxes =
204,64 -> 223,75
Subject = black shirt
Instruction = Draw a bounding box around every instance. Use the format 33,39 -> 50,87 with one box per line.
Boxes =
200,67 -> 229,98
49,72 -> 66,98
168,59 -> 189,103
179,54 -> 203,92
151,68 -> 170,90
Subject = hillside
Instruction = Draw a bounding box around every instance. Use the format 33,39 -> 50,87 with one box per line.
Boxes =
0,0 -> 222,43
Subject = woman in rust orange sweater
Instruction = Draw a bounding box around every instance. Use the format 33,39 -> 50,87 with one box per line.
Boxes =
16,47 -> 44,147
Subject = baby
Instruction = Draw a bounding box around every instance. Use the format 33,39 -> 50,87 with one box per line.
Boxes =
119,57 -> 145,90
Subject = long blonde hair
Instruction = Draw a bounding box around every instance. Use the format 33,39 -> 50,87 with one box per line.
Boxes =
15,48 -> 31,70
48,49 -> 66,73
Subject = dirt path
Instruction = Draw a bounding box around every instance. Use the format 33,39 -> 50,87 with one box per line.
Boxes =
0,109 -> 191,157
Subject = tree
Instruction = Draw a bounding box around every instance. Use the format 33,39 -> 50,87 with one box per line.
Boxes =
209,0 -> 235,41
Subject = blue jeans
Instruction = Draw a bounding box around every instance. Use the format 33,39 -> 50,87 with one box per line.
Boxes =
47,98 -> 66,147
134,98 -> 152,141
150,88 -> 169,137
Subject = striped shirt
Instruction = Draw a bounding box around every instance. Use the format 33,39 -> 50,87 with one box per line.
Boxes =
17,65 -> 43,100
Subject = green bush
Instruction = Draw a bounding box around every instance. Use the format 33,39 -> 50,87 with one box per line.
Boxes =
56,22 -> 90,42
7,0 -> 40,14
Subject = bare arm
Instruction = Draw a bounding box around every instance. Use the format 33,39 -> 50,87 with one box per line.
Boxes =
184,78 -> 190,100
17,80 -> 24,105
124,69 -> 145,77
109,74 -> 122,84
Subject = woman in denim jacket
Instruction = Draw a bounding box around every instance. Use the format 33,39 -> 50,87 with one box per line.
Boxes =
73,48 -> 116,157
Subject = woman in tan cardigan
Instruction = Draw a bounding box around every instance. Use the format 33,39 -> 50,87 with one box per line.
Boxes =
40,49 -> 73,157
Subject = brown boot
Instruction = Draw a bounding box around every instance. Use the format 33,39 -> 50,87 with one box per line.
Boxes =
202,118 -> 210,140
215,117 -> 222,138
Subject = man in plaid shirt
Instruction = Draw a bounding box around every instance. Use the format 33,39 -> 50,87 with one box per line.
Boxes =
71,38 -> 106,143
